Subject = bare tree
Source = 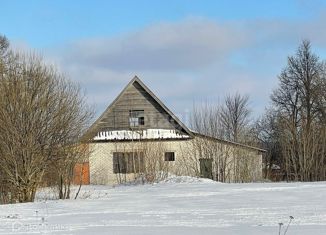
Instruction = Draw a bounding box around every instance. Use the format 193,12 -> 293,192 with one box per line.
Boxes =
0,35 -> 9,57
220,93 -> 251,143
189,102 -> 232,181
271,40 -> 326,181
254,109 -> 283,180
0,39 -> 92,203
189,99 -> 258,182
190,101 -> 221,138
44,143 -> 91,199
142,141 -> 170,183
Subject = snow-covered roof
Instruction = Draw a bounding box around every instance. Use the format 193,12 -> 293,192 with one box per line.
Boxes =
94,129 -> 190,141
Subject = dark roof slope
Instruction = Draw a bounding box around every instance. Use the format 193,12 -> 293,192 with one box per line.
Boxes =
192,131 -> 266,153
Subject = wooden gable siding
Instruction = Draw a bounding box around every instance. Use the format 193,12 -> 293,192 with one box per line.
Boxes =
98,81 -> 179,131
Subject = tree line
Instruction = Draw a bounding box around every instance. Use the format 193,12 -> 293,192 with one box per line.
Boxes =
260,41 -> 326,181
191,40 -> 326,182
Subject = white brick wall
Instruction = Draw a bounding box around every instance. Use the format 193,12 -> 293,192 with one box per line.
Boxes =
89,137 -> 263,185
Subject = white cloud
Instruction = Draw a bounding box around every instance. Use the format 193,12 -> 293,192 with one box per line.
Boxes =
42,13 -> 326,118
58,18 -> 250,72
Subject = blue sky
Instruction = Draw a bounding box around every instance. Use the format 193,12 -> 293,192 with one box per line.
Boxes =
1,0 -> 326,121
2,0 -> 323,47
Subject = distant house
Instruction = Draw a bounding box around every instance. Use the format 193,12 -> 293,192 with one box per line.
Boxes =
80,76 -> 265,185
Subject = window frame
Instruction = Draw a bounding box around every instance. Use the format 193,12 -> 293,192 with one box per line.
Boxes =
113,152 -> 145,174
129,110 -> 145,127
164,152 -> 175,161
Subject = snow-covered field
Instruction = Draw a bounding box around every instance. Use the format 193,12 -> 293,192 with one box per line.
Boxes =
0,177 -> 325,235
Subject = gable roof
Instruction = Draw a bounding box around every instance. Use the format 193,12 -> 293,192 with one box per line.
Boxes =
83,76 -> 266,153
83,76 -> 193,140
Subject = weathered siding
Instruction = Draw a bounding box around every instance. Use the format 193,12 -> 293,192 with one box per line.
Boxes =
97,82 -> 180,132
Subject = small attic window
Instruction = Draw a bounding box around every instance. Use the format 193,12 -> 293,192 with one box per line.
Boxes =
129,110 -> 144,127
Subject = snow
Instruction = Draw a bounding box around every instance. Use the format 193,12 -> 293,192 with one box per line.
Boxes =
159,175 -> 217,184
1,177 -> 326,234
94,129 -> 190,141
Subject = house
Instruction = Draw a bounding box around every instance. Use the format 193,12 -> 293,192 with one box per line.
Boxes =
80,76 -> 265,185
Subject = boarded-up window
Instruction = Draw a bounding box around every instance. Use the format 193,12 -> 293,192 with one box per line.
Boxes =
113,152 -> 144,173
129,110 -> 145,127
164,152 -> 175,161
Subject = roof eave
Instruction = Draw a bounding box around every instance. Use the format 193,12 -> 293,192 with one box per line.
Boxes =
191,131 -> 266,153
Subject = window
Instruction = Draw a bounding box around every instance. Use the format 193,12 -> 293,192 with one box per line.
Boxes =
164,152 -> 175,161
113,152 -> 144,174
129,110 -> 144,127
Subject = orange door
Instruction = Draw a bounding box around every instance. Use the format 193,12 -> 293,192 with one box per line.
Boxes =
73,162 -> 90,185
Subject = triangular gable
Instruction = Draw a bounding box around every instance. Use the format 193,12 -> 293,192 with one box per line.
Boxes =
84,76 -> 193,140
